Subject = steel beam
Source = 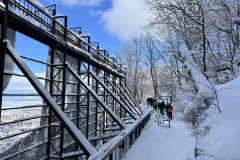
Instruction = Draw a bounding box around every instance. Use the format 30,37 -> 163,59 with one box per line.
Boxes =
121,84 -> 144,114
4,40 -> 97,157
105,77 -> 141,117
89,70 -> 138,120
66,63 -> 125,129
113,81 -> 142,116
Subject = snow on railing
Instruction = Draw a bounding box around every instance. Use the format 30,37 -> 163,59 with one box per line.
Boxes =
4,0 -> 126,75
89,108 -> 152,160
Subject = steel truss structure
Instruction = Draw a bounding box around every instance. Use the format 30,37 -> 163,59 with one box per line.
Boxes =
0,0 -> 151,159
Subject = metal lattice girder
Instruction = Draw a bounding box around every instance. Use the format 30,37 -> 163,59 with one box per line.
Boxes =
65,63 -> 126,129
4,40 -> 97,157
121,83 -> 144,114
104,77 -> 142,117
89,70 -> 138,120
112,80 -> 143,116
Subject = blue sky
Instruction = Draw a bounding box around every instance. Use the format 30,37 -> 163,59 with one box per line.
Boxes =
6,0 -> 149,94
15,0 -> 149,72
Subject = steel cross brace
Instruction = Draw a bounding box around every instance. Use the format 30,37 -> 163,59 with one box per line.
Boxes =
106,78 -> 141,117
121,83 -> 144,114
104,77 -> 141,118
4,40 -> 96,157
113,81 -> 142,116
65,63 -> 126,129
89,70 -> 138,120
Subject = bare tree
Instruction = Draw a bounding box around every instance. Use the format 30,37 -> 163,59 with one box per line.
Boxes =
114,37 -> 143,98
141,36 -> 160,96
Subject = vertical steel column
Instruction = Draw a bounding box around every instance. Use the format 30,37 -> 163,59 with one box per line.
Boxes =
46,10 -> 56,158
88,37 -> 91,53
103,68 -> 106,143
47,46 -> 55,158
0,42 -> 7,123
86,61 -> 90,139
60,16 -> 68,158
103,52 -> 107,143
123,67 -> 127,118
113,59 -> 116,114
106,71 -> 111,128
0,0 -> 8,122
119,74 -> 122,118
75,58 -> 81,151
94,67 -> 99,146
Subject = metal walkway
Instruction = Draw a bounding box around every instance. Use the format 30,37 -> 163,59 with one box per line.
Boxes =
0,0 -> 152,159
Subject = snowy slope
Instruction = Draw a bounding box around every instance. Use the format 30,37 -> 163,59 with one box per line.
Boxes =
199,74 -> 240,160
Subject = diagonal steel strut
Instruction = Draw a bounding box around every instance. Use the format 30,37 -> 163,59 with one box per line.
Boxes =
89,70 -> 138,120
65,63 -> 126,129
121,83 -> 144,114
113,81 -> 143,116
104,77 -> 141,117
4,40 -> 97,157
105,77 -> 142,117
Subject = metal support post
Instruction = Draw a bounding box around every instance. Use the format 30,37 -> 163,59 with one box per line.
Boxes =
86,61 -> 90,139
47,46 -> 55,158
95,68 -> 99,145
75,59 -> 81,151
0,0 -> 8,122
60,15 -> 68,158
103,69 -> 106,143
0,42 -> 7,123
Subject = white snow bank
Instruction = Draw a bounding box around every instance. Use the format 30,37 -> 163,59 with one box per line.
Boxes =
200,74 -> 240,159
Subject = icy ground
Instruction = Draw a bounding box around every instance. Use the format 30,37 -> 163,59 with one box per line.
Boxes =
123,111 -> 195,160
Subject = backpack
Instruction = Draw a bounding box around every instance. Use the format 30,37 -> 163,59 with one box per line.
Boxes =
153,101 -> 158,107
167,106 -> 173,112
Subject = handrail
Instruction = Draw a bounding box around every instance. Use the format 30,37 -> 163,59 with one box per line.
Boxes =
3,40 -> 97,157
6,0 -> 126,74
89,108 -> 153,160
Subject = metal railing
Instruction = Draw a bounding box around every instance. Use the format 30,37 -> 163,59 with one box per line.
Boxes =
0,1 -> 152,159
6,0 -> 126,74
0,40 -> 150,159
89,109 -> 152,160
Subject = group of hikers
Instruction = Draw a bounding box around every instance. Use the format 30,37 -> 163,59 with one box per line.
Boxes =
146,97 -> 173,120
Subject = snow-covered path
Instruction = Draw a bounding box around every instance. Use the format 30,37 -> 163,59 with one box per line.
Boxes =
123,113 -> 195,160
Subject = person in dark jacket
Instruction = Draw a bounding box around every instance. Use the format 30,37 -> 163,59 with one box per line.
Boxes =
157,102 -> 161,114
146,97 -> 150,107
158,101 -> 165,115
166,103 -> 173,120
148,97 -> 154,107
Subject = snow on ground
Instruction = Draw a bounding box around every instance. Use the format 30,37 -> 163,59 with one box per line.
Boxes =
123,71 -> 240,160
123,111 -> 195,160
199,74 -> 240,160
